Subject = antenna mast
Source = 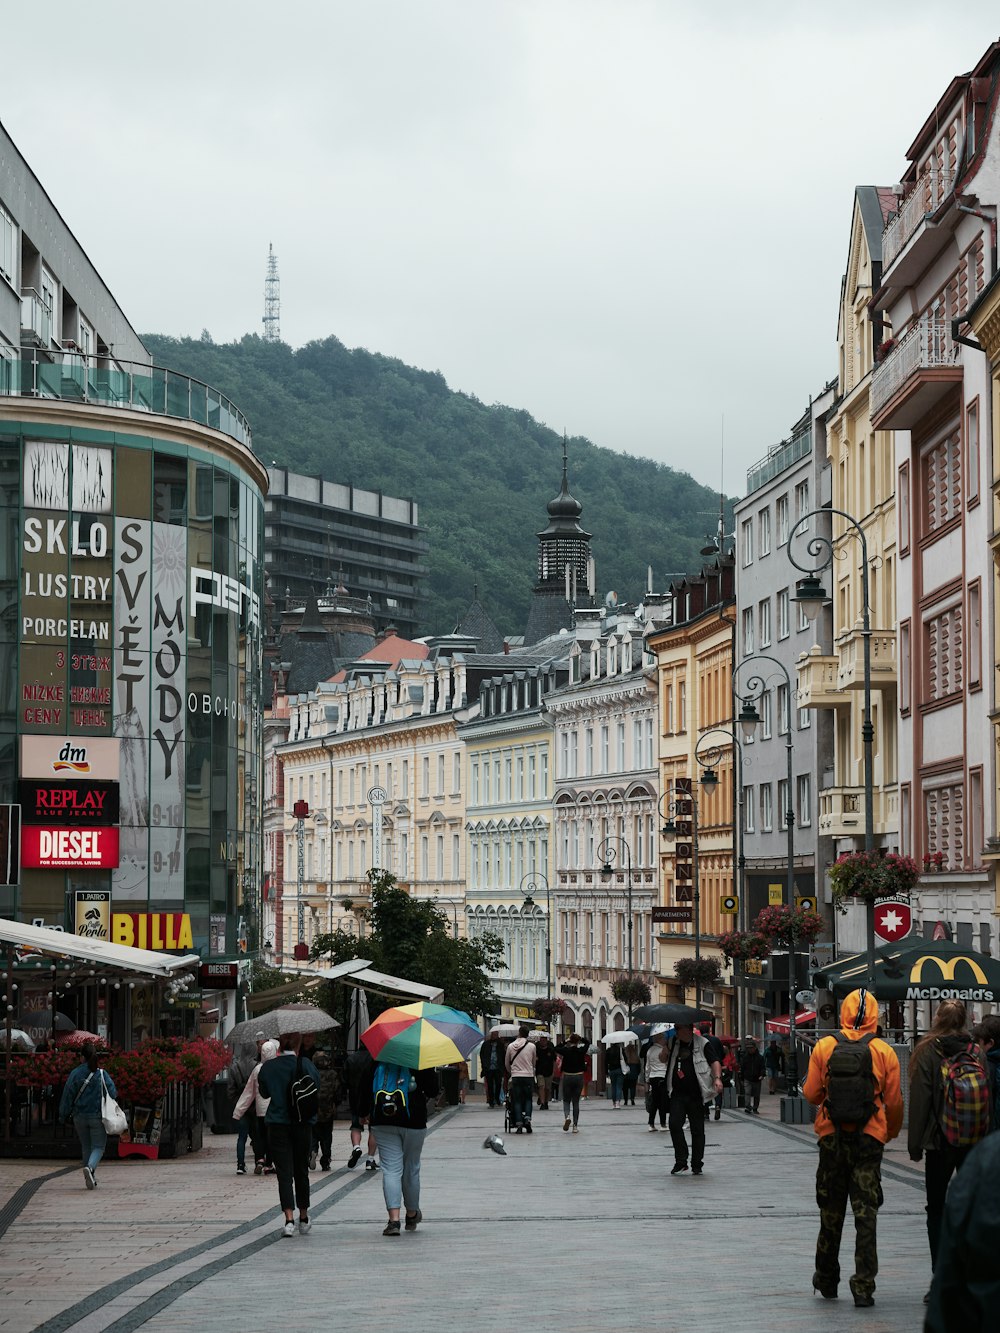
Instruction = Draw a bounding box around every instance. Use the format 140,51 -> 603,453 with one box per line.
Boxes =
263,243 -> 280,343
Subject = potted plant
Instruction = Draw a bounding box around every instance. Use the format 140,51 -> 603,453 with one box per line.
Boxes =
673,956 -> 722,989
610,976 -> 652,1009
753,904 -> 825,948
932,851 -> 945,871
532,997 -> 570,1028
827,849 -> 919,914
717,930 -> 772,963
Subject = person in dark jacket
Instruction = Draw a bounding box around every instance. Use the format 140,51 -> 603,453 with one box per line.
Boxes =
555,1033 -> 590,1132
534,1035 -> 556,1109
739,1038 -> 766,1115
924,1130 -> 1000,1333
310,1050 -> 340,1170
480,1033 -> 505,1107
356,1050 -> 439,1236
623,1041 -> 641,1106
257,1032 -> 320,1238
971,1017 -> 1000,1133
908,1000 -> 983,1296
58,1041 -> 117,1190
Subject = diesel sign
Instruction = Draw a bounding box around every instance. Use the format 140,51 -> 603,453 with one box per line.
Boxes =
21,825 -> 120,869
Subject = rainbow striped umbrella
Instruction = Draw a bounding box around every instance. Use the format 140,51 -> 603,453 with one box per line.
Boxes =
361,1001 -> 483,1069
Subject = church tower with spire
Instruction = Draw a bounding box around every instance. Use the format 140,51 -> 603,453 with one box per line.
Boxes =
524,438 -> 593,644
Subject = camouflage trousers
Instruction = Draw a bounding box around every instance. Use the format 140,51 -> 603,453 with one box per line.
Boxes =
814,1132 -> 884,1298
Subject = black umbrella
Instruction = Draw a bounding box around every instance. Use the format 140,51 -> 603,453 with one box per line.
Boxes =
632,1003 -> 713,1025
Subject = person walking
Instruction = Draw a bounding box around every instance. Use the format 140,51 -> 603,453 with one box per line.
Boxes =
257,1032 -> 320,1237
908,999 -> 990,1302
605,1040 -> 626,1108
505,1025 -> 537,1133
555,1033 -> 590,1133
802,987 -> 903,1308
229,1033 -> 265,1175
360,1056 -> 440,1236
535,1036 -> 556,1109
310,1050 -> 339,1170
59,1041 -> 117,1189
644,1033 -> 669,1131
764,1040 -> 783,1094
623,1041 -> 641,1106
663,1024 -> 722,1174
924,1129 -> 1000,1332
740,1037 -> 765,1115
480,1032 -> 505,1108
345,1046 -> 380,1172
971,1016 -> 1000,1132
232,1037 -> 278,1175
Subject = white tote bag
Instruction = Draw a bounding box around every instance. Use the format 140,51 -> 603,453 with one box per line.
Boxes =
100,1070 -> 129,1136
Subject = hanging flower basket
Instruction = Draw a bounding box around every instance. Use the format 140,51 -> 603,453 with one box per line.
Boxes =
610,976 -> 652,1008
532,997 -> 571,1027
753,904 -> 824,948
673,957 -> 722,989
828,850 -> 919,914
717,930 -> 772,963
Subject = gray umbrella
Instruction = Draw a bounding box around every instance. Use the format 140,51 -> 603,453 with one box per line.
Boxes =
631,1003 -> 713,1026
225,1004 -> 340,1047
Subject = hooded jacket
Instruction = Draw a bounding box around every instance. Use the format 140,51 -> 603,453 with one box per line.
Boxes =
802,988 -> 903,1143
907,1031 -> 978,1158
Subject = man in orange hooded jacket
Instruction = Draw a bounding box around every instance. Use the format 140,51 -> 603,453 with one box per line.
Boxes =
802,987 -> 903,1308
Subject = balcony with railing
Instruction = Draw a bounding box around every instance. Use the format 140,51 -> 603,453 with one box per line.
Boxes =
836,628 -> 897,692
0,351 -> 252,449
796,646 -> 849,710
870,316 -> 962,430
819,784 -> 898,838
745,426 -> 812,496
19,289 -> 52,346
882,167 -> 956,277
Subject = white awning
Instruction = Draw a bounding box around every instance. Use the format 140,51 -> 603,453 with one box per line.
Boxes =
0,917 -> 199,979
284,958 -> 444,1003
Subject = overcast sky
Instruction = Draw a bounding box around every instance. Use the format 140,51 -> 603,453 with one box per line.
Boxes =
3,3 -> 999,496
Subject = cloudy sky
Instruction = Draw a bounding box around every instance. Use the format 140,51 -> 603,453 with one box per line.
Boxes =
3,3 -> 999,494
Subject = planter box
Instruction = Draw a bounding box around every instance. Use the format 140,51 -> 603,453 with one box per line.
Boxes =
780,1096 -> 816,1125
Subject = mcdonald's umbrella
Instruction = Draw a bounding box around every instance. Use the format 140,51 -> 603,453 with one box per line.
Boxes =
361,1001 -> 483,1069
632,1003 -> 713,1026
812,938 -> 1000,1003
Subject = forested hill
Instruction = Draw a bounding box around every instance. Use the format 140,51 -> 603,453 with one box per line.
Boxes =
143,332 -> 733,635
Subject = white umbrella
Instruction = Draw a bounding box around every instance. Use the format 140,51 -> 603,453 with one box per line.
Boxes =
600,1030 -> 640,1046
1,1028 -> 36,1051
490,1023 -> 522,1037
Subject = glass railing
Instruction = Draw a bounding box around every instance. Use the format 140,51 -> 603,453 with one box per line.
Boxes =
745,427 -> 812,495
0,351 -> 252,449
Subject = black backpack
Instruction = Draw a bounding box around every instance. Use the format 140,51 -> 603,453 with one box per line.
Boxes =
289,1054 -> 319,1123
825,1032 -> 877,1128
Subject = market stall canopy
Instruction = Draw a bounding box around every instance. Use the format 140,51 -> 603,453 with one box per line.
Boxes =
0,918 -> 199,978
766,1011 -> 817,1034
812,939 -> 1000,1003
279,958 -> 444,1003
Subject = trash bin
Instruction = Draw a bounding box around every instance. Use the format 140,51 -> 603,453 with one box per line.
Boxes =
210,1074 -> 237,1134
441,1065 -> 460,1106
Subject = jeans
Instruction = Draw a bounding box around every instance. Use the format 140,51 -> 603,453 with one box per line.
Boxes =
562,1072 -> 584,1124
268,1122 -> 312,1214
509,1077 -> 534,1127
668,1095 -> 705,1169
608,1069 -> 624,1103
745,1079 -> 762,1111
647,1078 -> 669,1127
73,1113 -> 107,1174
313,1118 -> 333,1166
623,1067 -> 640,1104
484,1070 -> 502,1106
236,1115 -> 251,1167
925,1145 -> 971,1268
372,1125 -> 427,1213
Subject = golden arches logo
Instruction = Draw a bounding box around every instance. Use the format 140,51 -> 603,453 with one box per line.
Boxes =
909,955 -> 989,985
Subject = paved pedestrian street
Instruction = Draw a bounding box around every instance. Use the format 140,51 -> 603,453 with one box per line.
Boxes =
1,1094 -> 931,1333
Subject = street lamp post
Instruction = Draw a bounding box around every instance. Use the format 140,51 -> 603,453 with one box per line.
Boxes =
519,871 -> 552,1000
732,654 -> 799,1095
789,508 -> 876,987
598,836 -> 634,1019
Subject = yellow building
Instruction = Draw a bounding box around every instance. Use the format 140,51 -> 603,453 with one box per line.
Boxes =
647,560 -> 736,1031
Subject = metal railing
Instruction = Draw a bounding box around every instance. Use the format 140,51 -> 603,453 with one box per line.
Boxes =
882,167 -> 956,270
19,289 -> 52,345
0,350 -> 252,449
870,316 -> 952,419
745,427 -> 812,495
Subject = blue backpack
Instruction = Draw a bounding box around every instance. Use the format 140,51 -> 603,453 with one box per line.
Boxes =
372,1063 -> 410,1120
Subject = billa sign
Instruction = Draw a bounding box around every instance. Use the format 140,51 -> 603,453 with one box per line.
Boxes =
21,735 -> 120,781
112,913 -> 194,951
21,825 -> 119,869
75,889 -> 110,940
19,780 -> 119,825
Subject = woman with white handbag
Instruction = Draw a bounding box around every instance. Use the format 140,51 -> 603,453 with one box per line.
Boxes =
58,1041 -> 120,1189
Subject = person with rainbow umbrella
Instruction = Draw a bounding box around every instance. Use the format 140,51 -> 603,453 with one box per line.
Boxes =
360,1001 -> 483,1236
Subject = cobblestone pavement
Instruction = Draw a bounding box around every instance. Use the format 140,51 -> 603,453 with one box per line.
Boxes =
1,1090 -> 931,1332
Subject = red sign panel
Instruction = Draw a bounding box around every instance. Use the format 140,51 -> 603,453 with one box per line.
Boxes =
19,780 -> 119,825
200,963 -> 239,987
873,899 -> 913,943
21,825 -> 119,869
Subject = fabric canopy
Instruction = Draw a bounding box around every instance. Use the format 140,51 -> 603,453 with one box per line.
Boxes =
0,916 -> 199,978
283,958 -> 444,1003
765,1010 -> 817,1034
812,938 -> 1000,1003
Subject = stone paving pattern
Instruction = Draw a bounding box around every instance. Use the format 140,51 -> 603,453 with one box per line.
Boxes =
0,1089 -> 932,1332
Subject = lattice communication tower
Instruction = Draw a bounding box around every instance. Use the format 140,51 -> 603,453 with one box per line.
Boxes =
262,243 -> 280,342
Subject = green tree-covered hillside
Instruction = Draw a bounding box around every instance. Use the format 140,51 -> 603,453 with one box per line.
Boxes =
143,332 -> 732,634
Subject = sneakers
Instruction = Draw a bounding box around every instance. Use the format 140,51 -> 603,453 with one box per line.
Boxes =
298,1218 -> 312,1235
744,1107 -> 753,1115
253,1161 -> 264,1176
83,1167 -> 96,1190
648,1125 -> 658,1132
714,1108 -> 721,1120
670,1163 -> 688,1175
383,1220 -> 401,1237
308,1150 -> 317,1170
524,1122 -> 532,1134
236,1165 -> 247,1175
692,1166 -> 703,1175
320,1160 -> 331,1171
563,1116 -> 571,1132
365,1158 -> 380,1172
282,1221 -> 296,1238
348,1146 -> 363,1169
404,1209 -> 422,1231
752,1108 -> 760,1115
572,1125 -> 579,1134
